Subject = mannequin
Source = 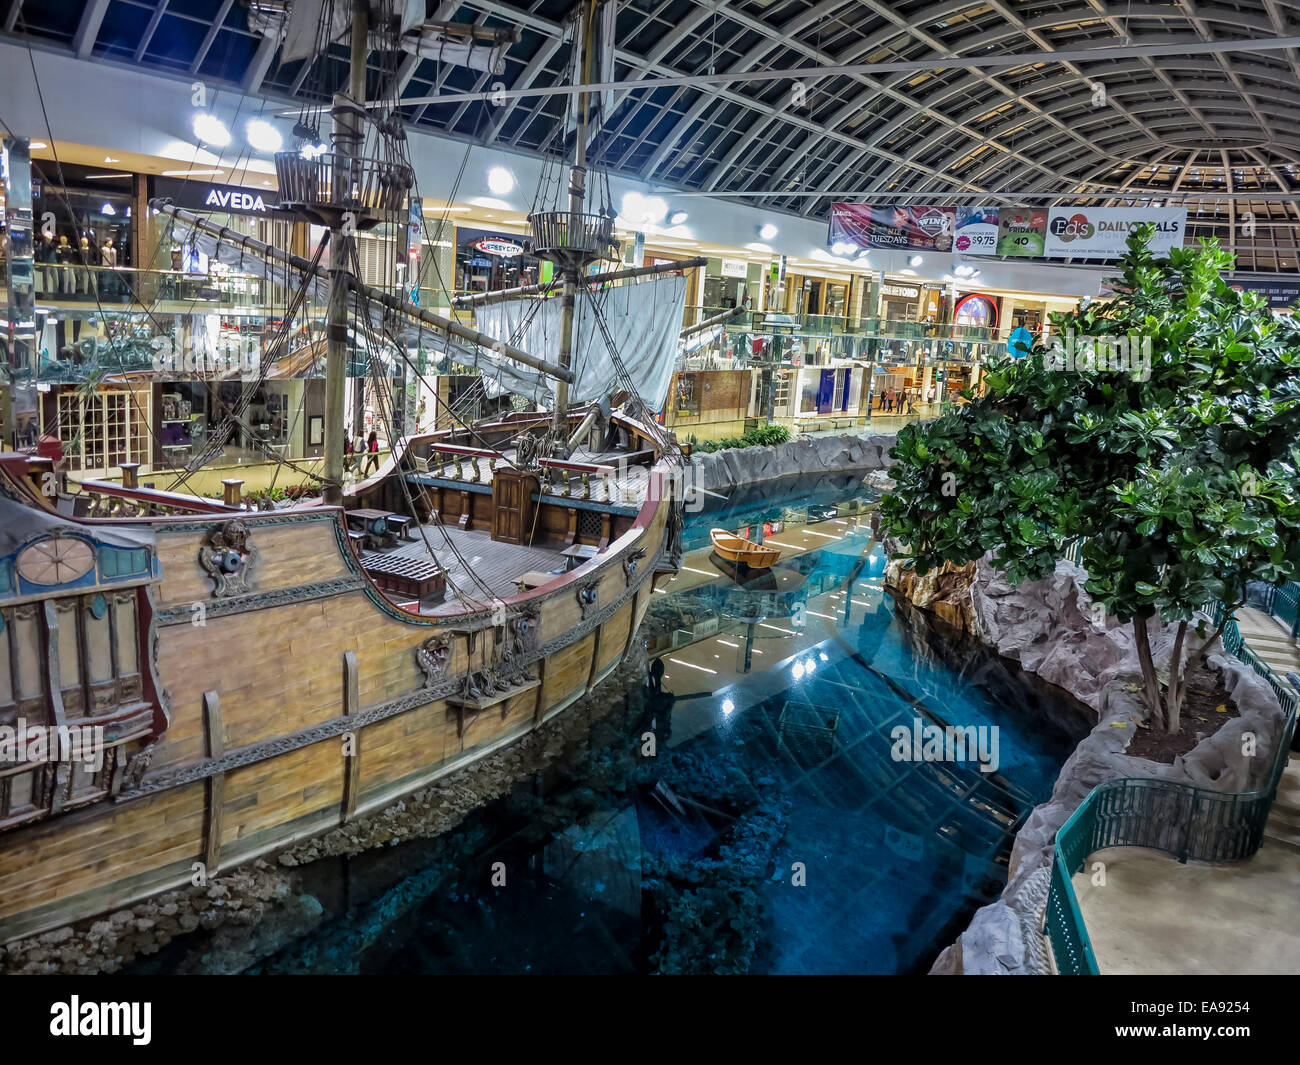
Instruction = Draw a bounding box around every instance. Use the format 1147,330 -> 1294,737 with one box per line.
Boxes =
78,237 -> 91,296
37,232 -> 57,295
101,239 -> 118,296
55,234 -> 74,294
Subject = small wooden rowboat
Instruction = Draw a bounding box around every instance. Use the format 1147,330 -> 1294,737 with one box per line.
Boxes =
710,528 -> 781,569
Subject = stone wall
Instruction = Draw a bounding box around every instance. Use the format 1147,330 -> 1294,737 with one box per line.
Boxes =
883,551 -> 1289,974
688,431 -> 895,495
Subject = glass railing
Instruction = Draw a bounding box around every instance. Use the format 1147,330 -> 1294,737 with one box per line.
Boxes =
2,261 -> 1011,370
0,259 -> 293,311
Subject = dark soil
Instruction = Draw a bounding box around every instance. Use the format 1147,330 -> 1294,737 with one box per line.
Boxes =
1125,659 -> 1239,764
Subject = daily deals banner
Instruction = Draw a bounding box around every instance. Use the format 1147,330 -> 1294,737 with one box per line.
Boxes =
829,204 -> 956,252
1044,207 -> 1187,258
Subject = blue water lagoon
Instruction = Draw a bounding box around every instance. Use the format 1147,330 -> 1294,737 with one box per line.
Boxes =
156,472 -> 1091,975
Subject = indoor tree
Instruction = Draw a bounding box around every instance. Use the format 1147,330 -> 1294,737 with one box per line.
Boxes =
880,226 -> 1300,732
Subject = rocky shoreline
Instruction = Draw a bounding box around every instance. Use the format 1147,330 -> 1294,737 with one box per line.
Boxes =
883,548 -> 1288,975
687,430 -> 896,495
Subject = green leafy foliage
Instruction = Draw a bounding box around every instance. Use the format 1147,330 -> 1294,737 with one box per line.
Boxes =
694,424 -> 792,453
880,226 -> 1300,730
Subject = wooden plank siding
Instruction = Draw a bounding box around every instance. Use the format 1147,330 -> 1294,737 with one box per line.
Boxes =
0,468 -> 673,944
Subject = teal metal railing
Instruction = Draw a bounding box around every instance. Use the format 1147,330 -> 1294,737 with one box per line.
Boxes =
1043,602 -> 1298,975
1268,582 -> 1300,637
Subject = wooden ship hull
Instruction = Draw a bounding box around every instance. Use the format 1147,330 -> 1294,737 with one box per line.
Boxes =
0,410 -> 680,944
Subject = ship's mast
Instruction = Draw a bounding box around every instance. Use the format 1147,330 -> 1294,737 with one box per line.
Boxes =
552,0 -> 597,443
322,3 -> 370,506
527,0 -> 620,455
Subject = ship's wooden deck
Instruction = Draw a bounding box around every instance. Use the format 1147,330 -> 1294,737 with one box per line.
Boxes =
365,522 -> 571,612
374,435 -> 659,611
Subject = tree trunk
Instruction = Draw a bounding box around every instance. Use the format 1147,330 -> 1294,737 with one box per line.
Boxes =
1164,620 -> 1188,734
1194,598 -> 1242,669
1133,614 -> 1165,731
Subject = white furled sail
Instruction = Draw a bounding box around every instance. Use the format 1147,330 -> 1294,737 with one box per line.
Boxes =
472,274 -> 687,409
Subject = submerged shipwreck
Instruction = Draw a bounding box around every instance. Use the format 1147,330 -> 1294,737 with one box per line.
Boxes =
0,0 -> 687,944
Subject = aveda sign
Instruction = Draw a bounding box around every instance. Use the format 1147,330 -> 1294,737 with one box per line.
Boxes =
153,176 -> 280,216
204,188 -> 268,213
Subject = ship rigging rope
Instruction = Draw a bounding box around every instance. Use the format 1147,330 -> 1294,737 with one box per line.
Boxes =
165,235 -> 332,493
8,31 -> 312,500
342,64 -> 563,454
345,243 -> 504,608
345,229 -> 559,615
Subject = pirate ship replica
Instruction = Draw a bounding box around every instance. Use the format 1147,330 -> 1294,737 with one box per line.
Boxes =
0,0 -> 691,943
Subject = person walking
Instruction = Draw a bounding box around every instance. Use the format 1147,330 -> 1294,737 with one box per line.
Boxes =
362,430 -> 380,476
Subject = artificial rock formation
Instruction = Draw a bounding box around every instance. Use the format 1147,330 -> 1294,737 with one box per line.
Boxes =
882,550 -> 1290,975
688,431 -> 895,495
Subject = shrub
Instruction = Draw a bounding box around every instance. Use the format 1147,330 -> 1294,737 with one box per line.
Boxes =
695,424 -> 791,454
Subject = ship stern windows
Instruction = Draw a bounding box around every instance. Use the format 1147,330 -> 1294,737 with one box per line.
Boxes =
0,502 -> 165,830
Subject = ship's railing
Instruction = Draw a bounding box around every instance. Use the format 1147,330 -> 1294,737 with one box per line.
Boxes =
527,211 -> 620,262
408,440 -> 620,502
275,151 -> 415,217
77,478 -> 239,517
1043,603 -> 1299,975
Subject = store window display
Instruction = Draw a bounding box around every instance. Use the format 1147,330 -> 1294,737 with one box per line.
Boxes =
454,227 -> 539,294
31,162 -> 132,295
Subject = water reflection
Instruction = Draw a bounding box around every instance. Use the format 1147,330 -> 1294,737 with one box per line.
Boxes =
172,472 -> 1091,974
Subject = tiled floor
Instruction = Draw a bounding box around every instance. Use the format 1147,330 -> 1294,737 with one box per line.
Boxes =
1074,810 -> 1300,975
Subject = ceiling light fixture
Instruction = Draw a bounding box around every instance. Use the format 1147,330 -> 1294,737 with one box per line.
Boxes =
246,119 -> 283,153
908,254 -> 924,267
620,191 -> 668,226
487,166 -> 515,195
668,209 -> 688,225
192,113 -> 231,147
759,223 -> 778,240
